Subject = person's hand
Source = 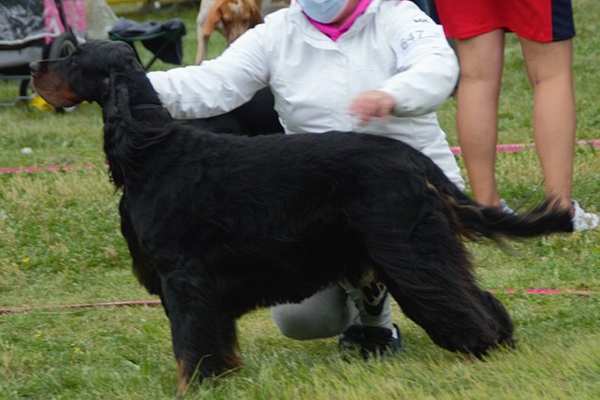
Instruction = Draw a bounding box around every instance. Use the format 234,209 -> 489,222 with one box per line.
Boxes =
349,90 -> 396,124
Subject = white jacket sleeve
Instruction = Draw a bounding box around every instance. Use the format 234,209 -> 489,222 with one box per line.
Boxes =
147,24 -> 270,119
378,1 -> 459,117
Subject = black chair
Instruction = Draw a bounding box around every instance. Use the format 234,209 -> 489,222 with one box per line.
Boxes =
108,18 -> 186,70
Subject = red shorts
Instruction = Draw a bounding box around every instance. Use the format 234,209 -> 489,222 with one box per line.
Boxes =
434,0 -> 575,42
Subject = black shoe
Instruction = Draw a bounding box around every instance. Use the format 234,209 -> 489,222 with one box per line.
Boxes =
339,325 -> 365,352
339,323 -> 402,359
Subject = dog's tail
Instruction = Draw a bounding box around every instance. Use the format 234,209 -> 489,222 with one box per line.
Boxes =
424,165 -> 573,241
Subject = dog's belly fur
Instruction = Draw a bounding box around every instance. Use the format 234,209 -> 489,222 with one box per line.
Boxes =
122,130 -> 425,315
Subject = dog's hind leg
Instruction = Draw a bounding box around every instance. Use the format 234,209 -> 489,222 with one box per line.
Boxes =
160,268 -> 240,395
365,210 -> 514,358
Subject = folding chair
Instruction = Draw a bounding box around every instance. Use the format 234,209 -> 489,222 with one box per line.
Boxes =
108,18 -> 186,70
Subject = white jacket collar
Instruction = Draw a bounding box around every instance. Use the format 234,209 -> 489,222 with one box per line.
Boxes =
285,0 -> 383,49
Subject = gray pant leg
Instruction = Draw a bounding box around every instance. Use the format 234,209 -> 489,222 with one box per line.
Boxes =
341,273 -> 394,330
271,284 -> 359,340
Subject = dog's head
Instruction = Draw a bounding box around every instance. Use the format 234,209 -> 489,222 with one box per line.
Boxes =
31,40 -> 144,108
204,0 -> 263,44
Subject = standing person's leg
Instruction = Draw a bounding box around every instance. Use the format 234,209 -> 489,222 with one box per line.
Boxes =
454,30 -> 505,207
519,38 -> 575,209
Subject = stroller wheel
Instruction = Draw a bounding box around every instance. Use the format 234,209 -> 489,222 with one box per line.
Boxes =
47,32 -> 78,60
18,79 -> 32,102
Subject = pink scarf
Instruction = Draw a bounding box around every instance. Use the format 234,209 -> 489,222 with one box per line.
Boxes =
305,0 -> 373,41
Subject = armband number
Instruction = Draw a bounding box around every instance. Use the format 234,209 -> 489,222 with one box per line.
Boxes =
400,30 -> 436,50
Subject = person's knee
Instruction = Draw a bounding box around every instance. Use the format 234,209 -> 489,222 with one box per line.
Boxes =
454,33 -> 504,87
271,305 -> 351,340
458,65 -> 502,89
520,39 -> 573,86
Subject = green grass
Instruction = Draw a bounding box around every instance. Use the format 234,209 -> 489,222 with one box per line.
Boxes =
1,1 -> 599,399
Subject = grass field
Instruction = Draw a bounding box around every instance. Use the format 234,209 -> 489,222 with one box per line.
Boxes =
1,1 -> 599,399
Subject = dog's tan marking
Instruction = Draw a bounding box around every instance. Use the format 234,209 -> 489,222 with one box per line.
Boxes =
32,70 -> 81,108
176,359 -> 190,397
223,348 -> 242,370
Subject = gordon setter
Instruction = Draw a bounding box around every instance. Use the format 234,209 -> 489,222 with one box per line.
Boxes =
31,41 -> 573,395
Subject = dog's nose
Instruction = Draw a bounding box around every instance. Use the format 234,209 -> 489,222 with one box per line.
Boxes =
29,61 -> 40,74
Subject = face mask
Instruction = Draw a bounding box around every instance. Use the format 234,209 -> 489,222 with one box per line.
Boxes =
297,0 -> 350,23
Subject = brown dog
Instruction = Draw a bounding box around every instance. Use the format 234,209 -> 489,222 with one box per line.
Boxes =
195,0 -> 262,64
195,0 -> 290,64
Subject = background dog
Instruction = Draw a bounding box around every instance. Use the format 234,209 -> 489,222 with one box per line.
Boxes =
195,0 -> 290,64
32,41 -> 573,396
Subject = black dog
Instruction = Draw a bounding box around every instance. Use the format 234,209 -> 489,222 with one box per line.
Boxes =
32,41 -> 573,395
185,86 -> 283,135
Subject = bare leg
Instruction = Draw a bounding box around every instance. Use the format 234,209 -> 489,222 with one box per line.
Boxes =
520,38 -> 575,209
455,30 -> 505,206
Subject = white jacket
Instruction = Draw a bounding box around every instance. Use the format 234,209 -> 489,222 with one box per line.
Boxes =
148,0 -> 464,187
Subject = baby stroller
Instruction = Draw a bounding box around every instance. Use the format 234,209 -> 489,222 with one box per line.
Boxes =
0,0 -> 85,105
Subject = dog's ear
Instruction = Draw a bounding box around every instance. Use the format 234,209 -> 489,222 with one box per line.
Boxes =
246,1 -> 264,28
106,41 -> 144,73
105,74 -> 133,122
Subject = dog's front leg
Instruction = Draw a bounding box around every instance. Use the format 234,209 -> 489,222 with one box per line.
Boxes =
195,34 -> 210,64
160,269 -> 240,396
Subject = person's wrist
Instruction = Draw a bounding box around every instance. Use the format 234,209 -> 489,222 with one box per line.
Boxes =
377,88 -> 398,114
349,90 -> 397,124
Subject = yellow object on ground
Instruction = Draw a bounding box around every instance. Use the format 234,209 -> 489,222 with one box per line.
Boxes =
30,95 -> 54,112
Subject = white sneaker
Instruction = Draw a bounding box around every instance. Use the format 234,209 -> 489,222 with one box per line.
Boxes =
572,200 -> 599,231
499,199 -> 515,215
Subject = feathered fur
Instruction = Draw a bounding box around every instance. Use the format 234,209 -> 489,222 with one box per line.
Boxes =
31,40 -> 573,395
